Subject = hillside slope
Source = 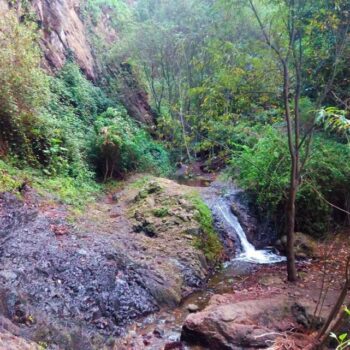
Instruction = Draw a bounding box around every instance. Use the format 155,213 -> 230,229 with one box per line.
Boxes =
0,0 -> 154,125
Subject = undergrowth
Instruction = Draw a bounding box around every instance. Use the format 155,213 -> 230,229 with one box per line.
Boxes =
0,160 -> 100,208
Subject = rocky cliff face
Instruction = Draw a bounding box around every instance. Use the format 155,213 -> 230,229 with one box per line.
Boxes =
33,0 -> 97,80
0,0 -> 97,78
0,0 -> 155,125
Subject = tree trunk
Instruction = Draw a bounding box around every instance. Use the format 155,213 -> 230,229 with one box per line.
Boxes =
286,170 -> 298,282
282,61 -> 298,282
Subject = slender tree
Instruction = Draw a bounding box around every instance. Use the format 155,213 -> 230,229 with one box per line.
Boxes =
248,0 -> 350,281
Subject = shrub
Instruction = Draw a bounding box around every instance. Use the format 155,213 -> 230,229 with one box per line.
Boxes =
0,11 -> 49,162
230,126 -> 350,237
92,107 -> 171,179
153,207 -> 169,217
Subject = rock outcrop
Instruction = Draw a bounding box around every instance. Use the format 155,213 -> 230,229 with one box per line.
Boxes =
0,0 -> 96,79
181,291 -> 329,349
0,0 -> 155,126
0,177 -> 218,349
33,0 -> 96,80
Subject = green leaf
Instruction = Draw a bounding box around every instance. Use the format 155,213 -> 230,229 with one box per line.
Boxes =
339,333 -> 348,342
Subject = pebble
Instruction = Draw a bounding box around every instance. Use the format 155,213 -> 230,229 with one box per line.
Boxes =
0,270 -> 17,281
187,303 -> 199,313
77,249 -> 88,256
129,330 -> 137,338
153,327 -> 164,338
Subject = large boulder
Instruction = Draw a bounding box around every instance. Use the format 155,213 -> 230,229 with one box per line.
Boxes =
181,295 -> 290,349
181,293 -> 323,349
0,177 -> 221,349
276,232 -> 319,259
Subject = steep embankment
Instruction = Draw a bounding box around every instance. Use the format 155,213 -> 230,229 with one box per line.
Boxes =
0,0 -> 155,126
0,176 -> 222,349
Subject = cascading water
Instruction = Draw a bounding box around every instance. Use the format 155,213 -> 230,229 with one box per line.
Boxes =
216,198 -> 286,264
203,180 -> 286,265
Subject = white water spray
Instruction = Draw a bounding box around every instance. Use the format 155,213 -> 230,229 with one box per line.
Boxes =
216,199 -> 286,264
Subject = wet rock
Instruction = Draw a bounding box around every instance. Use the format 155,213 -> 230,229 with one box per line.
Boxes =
133,221 -> 157,237
164,341 -> 184,350
77,249 -> 88,256
153,327 -> 164,338
0,176 -> 222,349
0,270 -> 17,281
230,190 -> 276,248
0,192 -> 159,348
181,296 -> 293,349
276,232 -> 318,258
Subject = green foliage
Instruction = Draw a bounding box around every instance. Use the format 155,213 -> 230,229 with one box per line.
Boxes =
187,192 -> 222,262
50,62 -> 112,126
41,62 -> 113,178
330,307 -> 350,350
0,159 -> 100,208
84,0 -> 132,29
129,176 -> 152,189
230,126 -> 290,213
0,10 -> 49,162
317,107 -> 350,137
0,160 -> 24,193
231,126 -> 350,236
153,207 -> 169,218
93,107 -> 171,179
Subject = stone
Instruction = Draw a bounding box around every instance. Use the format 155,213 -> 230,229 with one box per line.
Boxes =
181,296 -> 292,349
187,304 -> 199,313
259,275 -> 284,286
111,193 -> 119,202
164,341 -> 184,350
0,270 -> 17,281
152,327 -> 163,338
277,232 -> 318,258
77,249 -> 88,256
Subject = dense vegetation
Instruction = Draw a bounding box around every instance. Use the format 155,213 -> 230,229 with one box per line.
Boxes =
104,0 -> 350,239
0,1 -> 349,235
0,9 -> 170,205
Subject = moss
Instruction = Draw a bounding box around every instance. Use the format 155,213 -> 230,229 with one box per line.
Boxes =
0,160 -> 23,193
153,207 -> 169,217
129,175 -> 152,189
0,159 -> 100,209
186,192 -> 222,262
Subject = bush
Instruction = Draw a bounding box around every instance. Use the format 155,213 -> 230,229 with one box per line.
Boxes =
0,11 -> 49,162
37,62 -> 114,178
230,126 -> 350,237
92,107 -> 171,180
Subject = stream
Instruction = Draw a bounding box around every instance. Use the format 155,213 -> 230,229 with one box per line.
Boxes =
125,179 -> 286,349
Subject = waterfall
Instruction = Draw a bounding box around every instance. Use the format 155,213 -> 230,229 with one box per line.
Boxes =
216,198 -> 285,264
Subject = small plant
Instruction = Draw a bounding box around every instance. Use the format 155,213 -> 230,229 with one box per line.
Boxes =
129,176 -> 152,189
330,307 -> 350,350
153,207 -> 169,217
93,108 -> 171,180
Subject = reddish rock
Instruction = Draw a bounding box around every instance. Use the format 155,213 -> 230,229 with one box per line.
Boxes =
164,341 -> 184,350
181,296 -> 300,349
